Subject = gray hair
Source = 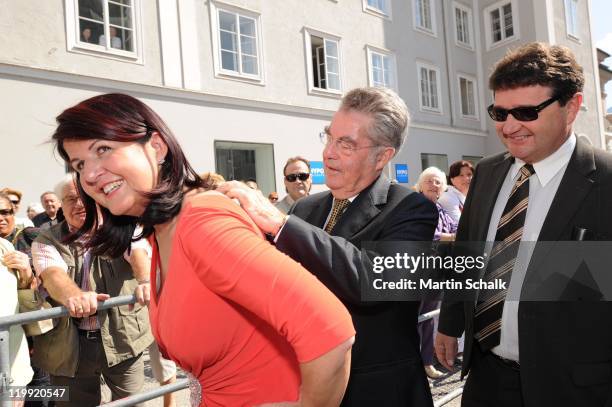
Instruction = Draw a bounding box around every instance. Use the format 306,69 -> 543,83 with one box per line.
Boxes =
339,87 -> 409,153
53,173 -> 77,200
415,166 -> 447,192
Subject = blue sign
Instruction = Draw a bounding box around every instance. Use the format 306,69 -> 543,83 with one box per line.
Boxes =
395,164 -> 409,183
310,161 -> 325,184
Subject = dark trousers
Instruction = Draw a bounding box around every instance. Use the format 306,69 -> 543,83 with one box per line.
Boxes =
25,365 -> 51,407
462,344 -> 524,407
50,334 -> 145,407
418,300 -> 439,365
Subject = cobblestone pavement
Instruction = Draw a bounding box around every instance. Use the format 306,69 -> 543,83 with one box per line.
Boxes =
429,360 -> 464,407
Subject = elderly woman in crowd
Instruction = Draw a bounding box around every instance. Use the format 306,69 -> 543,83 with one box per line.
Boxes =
438,160 -> 474,223
51,93 -> 355,407
415,166 -> 459,379
0,237 -> 34,407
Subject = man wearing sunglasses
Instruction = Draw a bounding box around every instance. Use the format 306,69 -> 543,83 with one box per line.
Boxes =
220,87 -> 438,406
276,156 -> 312,214
1,187 -> 35,229
435,42 -> 612,407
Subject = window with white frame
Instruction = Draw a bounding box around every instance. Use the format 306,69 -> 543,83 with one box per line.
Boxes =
305,30 -> 342,92
367,48 -> 395,89
453,3 -> 473,48
487,1 -> 515,45
75,0 -> 137,54
458,75 -> 477,118
215,7 -> 261,78
414,0 -> 435,34
565,0 -> 579,39
365,0 -> 390,16
417,63 -> 441,112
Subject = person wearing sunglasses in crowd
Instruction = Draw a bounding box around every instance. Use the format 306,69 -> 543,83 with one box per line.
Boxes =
276,156 -> 312,214
51,93 -> 355,407
435,42 -> 612,407
1,188 -> 35,229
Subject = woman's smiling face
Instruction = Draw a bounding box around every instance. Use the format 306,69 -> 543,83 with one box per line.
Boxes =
63,133 -> 167,217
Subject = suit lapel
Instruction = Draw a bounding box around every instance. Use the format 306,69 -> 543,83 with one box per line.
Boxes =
523,139 -> 596,288
302,192 -> 333,228
472,155 -> 513,241
331,175 -> 388,238
537,139 -> 595,241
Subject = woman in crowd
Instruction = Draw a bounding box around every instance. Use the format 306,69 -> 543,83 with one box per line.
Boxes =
0,237 -> 34,407
438,160 -> 474,223
415,167 -> 458,379
51,93 -> 355,407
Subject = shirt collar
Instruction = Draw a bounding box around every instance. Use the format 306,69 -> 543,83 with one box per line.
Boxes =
509,133 -> 576,187
333,195 -> 358,203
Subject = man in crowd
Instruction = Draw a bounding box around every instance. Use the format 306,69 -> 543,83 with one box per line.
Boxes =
31,174 -> 153,406
435,42 -> 612,407
32,191 -> 62,229
275,156 -> 312,214
220,87 -> 438,406
1,188 -> 34,228
0,192 -> 52,406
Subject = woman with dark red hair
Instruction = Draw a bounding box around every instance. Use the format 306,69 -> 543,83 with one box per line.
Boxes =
51,93 -> 355,406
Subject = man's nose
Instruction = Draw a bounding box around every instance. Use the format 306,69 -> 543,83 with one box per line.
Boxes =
501,114 -> 523,134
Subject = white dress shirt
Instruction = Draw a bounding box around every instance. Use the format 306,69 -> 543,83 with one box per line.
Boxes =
486,134 -> 576,361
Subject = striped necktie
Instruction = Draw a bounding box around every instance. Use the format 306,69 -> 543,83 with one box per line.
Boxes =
474,164 -> 535,351
324,199 -> 350,233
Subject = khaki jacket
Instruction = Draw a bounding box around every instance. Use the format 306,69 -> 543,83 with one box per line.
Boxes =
32,221 -> 153,377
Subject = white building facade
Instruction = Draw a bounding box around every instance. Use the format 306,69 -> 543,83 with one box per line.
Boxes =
0,0 -> 604,211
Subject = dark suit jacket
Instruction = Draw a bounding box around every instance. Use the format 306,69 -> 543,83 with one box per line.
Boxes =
276,174 -> 438,407
438,139 -> 612,407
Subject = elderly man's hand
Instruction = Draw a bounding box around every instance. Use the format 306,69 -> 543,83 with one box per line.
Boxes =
2,251 -> 34,288
64,291 -> 110,318
217,181 -> 288,237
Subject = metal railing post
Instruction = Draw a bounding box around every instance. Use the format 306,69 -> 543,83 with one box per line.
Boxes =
0,328 -> 11,407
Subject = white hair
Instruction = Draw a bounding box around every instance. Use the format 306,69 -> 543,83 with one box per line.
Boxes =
415,166 -> 447,192
53,173 -> 78,200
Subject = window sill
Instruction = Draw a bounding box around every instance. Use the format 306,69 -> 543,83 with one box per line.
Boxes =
215,70 -> 265,86
486,35 -> 518,51
455,41 -> 475,52
364,6 -> 391,20
308,87 -> 343,98
460,114 -> 480,121
414,26 -> 437,38
419,106 -> 443,115
69,43 -> 142,64
567,33 -> 581,44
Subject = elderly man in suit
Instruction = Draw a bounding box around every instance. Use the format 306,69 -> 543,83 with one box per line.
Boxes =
220,87 -> 438,406
435,42 -> 612,407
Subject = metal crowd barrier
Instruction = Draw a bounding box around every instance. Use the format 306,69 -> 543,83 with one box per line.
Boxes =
1,297 -> 461,407
0,295 -> 187,407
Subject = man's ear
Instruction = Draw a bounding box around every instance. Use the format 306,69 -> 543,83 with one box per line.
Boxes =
374,147 -> 396,171
565,92 -> 583,126
150,131 -> 169,163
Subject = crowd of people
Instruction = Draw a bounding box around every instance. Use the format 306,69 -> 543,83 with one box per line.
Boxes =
2,41 -> 611,407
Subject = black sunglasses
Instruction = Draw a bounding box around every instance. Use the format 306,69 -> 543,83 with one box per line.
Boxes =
487,95 -> 559,122
285,173 -> 310,182
0,208 -> 14,216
